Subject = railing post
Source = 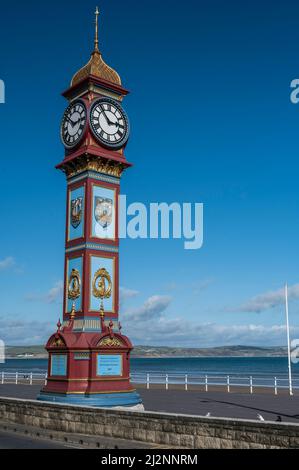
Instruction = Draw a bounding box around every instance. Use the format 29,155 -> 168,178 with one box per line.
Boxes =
166,374 -> 168,390
44,373 -> 48,386
250,376 -> 253,394
15,372 -> 18,385
1,371 -> 4,384
205,375 -> 208,392
227,375 -> 230,393
30,372 -> 33,385
274,377 -> 278,396
146,373 -> 150,390
185,374 -> 188,391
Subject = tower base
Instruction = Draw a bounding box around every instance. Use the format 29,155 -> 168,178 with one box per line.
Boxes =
37,390 -> 143,409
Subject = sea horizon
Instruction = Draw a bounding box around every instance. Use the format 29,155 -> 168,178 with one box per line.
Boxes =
1,356 -> 298,377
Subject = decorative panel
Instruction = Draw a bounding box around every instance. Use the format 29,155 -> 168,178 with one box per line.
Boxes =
91,184 -> 116,240
68,185 -> 85,241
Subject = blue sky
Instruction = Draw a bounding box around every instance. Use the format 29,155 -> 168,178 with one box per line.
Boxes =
0,0 -> 299,346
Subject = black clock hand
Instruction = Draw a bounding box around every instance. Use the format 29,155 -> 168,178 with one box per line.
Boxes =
99,107 -> 111,125
107,115 -> 118,126
66,116 -> 80,127
99,107 -> 117,127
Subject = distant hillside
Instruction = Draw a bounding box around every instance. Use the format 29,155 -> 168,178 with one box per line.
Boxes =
132,345 -> 287,357
5,344 -> 287,359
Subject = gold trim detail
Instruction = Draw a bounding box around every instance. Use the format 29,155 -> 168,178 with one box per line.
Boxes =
98,337 -> 123,347
92,267 -> 112,300
50,338 -> 64,348
65,255 -> 83,315
68,268 -> 81,300
63,156 -> 125,179
56,389 -> 136,395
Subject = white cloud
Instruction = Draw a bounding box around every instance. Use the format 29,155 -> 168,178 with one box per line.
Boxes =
1,315 -> 296,348
119,287 -> 139,303
119,292 -> 299,347
123,295 -> 172,322
0,257 -> 15,271
123,315 -> 298,348
25,280 -> 63,304
0,317 -> 54,345
237,283 -> 299,313
45,281 -> 63,304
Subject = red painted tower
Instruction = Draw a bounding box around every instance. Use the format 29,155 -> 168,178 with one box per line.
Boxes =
38,8 -> 143,408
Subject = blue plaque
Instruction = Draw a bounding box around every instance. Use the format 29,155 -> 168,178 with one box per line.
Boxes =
51,354 -> 67,376
97,354 -> 122,376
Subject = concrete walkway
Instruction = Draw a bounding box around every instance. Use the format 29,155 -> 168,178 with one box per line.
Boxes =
0,383 -> 298,423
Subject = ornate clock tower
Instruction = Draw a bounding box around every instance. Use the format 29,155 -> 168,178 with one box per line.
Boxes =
38,8 -> 143,409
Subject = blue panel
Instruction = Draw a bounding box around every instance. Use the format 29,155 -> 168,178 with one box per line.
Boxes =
91,185 -> 116,240
51,354 -> 67,376
90,255 -> 114,312
68,186 -> 85,241
97,354 -> 122,376
66,256 -> 83,313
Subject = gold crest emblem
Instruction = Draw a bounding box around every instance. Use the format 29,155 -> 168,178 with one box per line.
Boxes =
68,268 -> 81,300
92,268 -> 112,300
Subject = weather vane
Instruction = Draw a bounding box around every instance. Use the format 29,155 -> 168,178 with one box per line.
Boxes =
94,6 -> 100,51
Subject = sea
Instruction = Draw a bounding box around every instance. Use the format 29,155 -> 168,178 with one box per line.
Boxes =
1,357 -> 299,381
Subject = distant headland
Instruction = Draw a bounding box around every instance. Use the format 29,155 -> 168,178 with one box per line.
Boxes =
4,345 -> 287,359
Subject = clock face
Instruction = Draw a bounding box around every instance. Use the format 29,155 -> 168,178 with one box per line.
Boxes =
61,101 -> 87,149
89,98 -> 130,149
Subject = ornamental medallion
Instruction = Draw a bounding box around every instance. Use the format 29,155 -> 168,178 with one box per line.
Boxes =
68,268 -> 81,300
92,267 -> 112,300
94,197 -> 113,230
71,197 -> 83,229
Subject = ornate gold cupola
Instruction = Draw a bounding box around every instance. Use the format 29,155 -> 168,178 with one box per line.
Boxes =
63,7 -> 128,104
71,7 -> 121,88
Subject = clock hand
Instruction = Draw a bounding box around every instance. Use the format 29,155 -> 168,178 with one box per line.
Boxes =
99,107 -> 110,125
99,107 -> 117,127
66,117 -> 80,127
107,115 -> 119,127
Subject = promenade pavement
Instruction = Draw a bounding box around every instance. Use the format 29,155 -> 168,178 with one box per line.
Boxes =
0,383 -> 299,423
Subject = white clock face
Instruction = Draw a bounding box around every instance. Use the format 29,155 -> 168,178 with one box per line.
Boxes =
90,98 -> 130,149
61,101 -> 87,149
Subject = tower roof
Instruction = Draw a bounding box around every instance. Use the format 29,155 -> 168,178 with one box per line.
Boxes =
71,7 -> 121,88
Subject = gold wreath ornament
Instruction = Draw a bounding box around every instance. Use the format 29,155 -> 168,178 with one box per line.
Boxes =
68,268 -> 81,300
92,268 -> 112,299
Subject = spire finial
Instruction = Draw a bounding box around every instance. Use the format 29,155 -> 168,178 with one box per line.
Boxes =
70,302 -> 76,320
94,6 -> 100,52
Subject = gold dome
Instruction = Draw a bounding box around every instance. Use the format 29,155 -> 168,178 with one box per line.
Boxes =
71,50 -> 121,87
71,7 -> 121,88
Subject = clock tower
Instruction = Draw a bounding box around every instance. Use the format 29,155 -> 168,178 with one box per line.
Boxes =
38,8 -> 143,409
